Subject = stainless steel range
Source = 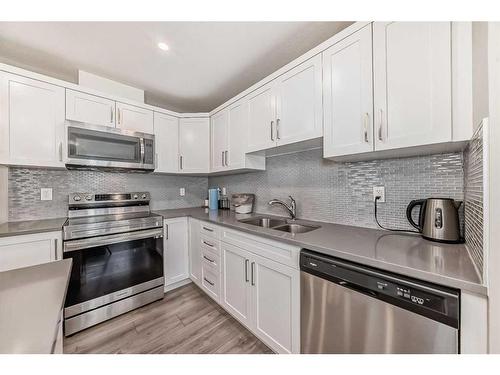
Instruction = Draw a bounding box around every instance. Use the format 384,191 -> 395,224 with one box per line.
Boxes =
62,192 -> 164,336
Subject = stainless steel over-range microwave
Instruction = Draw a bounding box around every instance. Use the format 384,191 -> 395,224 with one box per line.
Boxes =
65,122 -> 155,172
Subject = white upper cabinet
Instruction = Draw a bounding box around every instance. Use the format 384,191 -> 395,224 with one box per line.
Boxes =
0,72 -> 65,168
246,55 -> 322,153
154,112 -> 179,173
247,83 -> 276,153
179,117 -> 210,173
211,109 -> 229,172
116,101 -> 154,134
275,54 -> 322,146
323,24 -> 374,157
65,89 -> 116,127
373,22 -> 452,151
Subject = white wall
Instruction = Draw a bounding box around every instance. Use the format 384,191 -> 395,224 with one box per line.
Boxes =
487,21 -> 500,354
0,166 -> 7,224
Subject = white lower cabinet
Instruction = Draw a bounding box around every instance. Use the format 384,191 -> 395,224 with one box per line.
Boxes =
0,231 -> 62,272
220,239 -> 300,354
163,218 -> 189,288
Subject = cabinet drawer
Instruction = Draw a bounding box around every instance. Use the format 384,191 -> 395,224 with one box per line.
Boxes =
201,246 -> 220,273
200,235 -> 221,256
201,265 -> 220,302
200,222 -> 221,239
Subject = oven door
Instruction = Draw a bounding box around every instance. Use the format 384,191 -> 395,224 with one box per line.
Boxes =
65,123 -> 155,171
63,227 -> 163,318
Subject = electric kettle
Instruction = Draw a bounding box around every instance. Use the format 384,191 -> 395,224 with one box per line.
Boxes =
406,198 -> 463,243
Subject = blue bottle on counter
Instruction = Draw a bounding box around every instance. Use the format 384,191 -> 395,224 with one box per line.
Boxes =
208,188 -> 219,210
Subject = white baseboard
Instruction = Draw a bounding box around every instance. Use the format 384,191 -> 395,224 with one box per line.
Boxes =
164,278 -> 192,293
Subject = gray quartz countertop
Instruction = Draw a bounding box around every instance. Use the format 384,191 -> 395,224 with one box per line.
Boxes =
0,217 -> 67,238
0,259 -> 72,354
155,207 -> 486,295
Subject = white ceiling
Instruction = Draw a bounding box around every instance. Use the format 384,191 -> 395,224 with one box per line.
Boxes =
0,22 -> 352,112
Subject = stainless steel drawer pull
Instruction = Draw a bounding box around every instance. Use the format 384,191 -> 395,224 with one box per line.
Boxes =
204,277 -> 215,286
202,226 -> 214,232
270,120 -> 274,141
203,255 -> 215,263
203,240 -> 214,247
251,262 -> 255,286
224,150 -> 228,166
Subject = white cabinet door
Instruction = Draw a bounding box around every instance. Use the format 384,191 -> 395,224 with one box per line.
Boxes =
251,253 -> 300,354
323,24 -> 374,157
227,99 -> 249,169
275,54 -> 323,146
188,218 -> 201,285
0,232 -> 61,273
179,118 -> 210,173
154,112 -> 179,173
0,72 -> 65,168
246,83 -> 276,152
164,218 -> 189,286
210,109 -> 229,172
221,242 -> 253,328
65,89 -> 115,127
373,22 -> 452,150
116,102 -> 154,133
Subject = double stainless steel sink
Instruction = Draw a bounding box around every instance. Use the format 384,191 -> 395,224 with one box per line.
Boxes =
238,216 -> 320,234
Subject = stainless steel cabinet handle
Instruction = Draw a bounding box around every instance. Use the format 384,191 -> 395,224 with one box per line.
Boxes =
221,151 -> 224,167
202,240 -> 214,247
245,259 -> 249,282
54,238 -> 58,260
363,113 -> 369,143
224,150 -> 228,167
110,106 -> 114,123
251,262 -> 255,286
165,224 -> 168,239
270,120 -> 275,141
58,142 -> 63,162
203,255 -> 215,263
117,108 -> 121,125
276,118 -> 281,140
204,277 -> 215,286
378,109 -> 383,141
202,226 -> 214,232
179,155 -> 183,170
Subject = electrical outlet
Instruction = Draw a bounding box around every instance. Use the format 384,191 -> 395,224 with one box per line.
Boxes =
40,188 -> 53,201
179,188 -> 185,197
373,186 -> 385,202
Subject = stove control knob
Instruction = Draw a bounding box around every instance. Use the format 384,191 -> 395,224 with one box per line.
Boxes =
73,195 -> 81,201
133,194 -> 139,199
85,195 -> 92,201
141,194 -> 147,199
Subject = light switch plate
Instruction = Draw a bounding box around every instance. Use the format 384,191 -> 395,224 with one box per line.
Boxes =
40,188 -> 53,201
179,188 -> 185,197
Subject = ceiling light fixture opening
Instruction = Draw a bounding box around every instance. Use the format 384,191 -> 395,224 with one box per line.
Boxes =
157,42 -> 169,51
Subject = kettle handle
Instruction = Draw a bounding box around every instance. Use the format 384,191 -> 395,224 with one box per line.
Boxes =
406,199 -> 426,231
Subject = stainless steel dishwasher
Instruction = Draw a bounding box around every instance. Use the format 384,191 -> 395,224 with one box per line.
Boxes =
300,250 -> 460,354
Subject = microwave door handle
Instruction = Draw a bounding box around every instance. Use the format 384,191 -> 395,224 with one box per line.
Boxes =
140,138 -> 145,164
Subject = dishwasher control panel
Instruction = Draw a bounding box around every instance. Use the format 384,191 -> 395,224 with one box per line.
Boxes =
300,250 -> 460,328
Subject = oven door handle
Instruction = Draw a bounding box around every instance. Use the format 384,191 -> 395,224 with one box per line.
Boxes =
63,228 -> 163,253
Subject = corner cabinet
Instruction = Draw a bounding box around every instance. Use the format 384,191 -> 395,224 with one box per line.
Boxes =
210,99 -> 265,173
154,112 -> 179,173
179,118 -> 210,174
246,54 -> 322,153
0,72 -> 65,168
164,218 -> 189,288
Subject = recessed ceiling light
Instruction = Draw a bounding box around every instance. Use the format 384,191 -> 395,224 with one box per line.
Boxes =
157,42 -> 169,51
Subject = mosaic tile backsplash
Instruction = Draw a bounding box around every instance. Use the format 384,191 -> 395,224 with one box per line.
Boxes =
8,168 -> 207,221
209,149 -> 465,230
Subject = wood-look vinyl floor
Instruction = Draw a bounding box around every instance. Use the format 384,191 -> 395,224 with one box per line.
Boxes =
63,283 -> 273,354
